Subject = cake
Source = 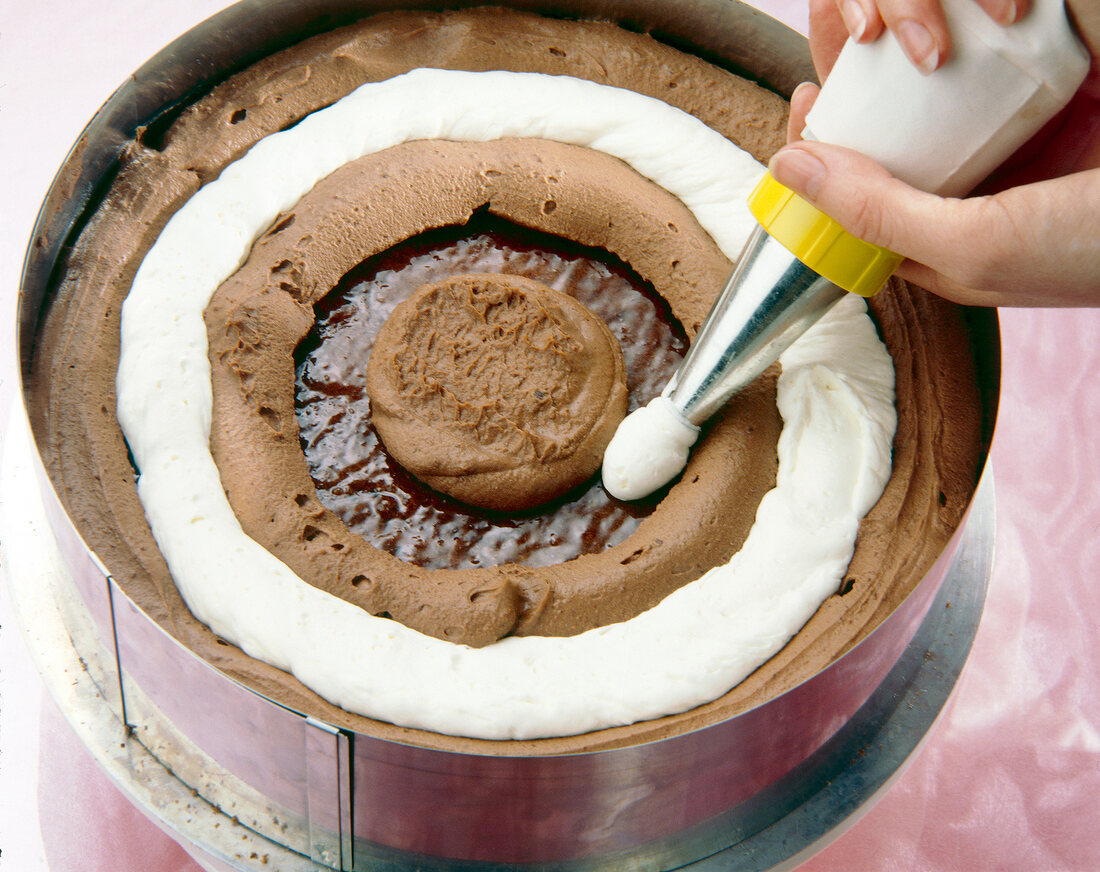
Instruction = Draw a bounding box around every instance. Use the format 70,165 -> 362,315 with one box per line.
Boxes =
28,7 -> 983,753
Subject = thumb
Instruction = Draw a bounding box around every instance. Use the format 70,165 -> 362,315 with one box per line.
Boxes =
768,141 -> 961,262
767,141 -> 1024,305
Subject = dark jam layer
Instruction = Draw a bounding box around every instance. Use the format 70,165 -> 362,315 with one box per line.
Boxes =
294,214 -> 687,570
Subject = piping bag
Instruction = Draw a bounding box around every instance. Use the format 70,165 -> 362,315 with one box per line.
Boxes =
602,0 -> 1088,501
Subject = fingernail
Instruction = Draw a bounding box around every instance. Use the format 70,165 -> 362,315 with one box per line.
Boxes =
1000,0 -> 1021,25
791,81 -> 818,103
841,0 -> 869,40
897,19 -> 940,74
771,147 -> 827,200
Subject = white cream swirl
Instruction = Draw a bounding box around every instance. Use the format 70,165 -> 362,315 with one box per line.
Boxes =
116,69 -> 895,740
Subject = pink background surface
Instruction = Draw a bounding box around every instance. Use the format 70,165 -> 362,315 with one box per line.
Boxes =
2,2 -> 1098,870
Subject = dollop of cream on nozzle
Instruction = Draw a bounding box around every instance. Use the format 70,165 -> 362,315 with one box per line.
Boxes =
601,396 -> 699,500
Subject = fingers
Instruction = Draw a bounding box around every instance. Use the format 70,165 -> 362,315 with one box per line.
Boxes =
868,0 -> 953,73
826,0 -> 1032,75
769,141 -> 948,257
900,172 -> 1100,306
834,0 -> 884,43
810,0 -> 854,78
893,176 -> 1100,306
786,82 -> 820,143
768,141 -> 1100,307
973,0 -> 1030,26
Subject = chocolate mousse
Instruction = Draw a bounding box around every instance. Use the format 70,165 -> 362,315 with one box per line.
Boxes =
27,7 -> 983,752
366,271 -> 628,512
203,137 -> 783,646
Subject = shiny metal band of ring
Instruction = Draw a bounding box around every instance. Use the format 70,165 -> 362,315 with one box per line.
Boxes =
12,0 -> 1000,868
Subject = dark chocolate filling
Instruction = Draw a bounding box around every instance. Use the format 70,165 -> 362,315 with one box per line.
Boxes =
294,214 -> 688,571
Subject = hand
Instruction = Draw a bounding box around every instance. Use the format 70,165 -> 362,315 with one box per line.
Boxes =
766,0 -> 1100,307
812,0 -> 1032,75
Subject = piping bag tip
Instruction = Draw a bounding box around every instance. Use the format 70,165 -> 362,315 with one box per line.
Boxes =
601,174 -> 896,502
601,397 -> 699,501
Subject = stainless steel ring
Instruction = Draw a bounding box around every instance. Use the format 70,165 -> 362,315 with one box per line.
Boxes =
1,417 -> 995,870
10,2 -> 1000,869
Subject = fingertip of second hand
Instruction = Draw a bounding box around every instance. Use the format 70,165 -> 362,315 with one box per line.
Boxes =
840,0 -> 870,41
791,81 -> 820,101
1000,0 -> 1023,26
896,19 -> 942,75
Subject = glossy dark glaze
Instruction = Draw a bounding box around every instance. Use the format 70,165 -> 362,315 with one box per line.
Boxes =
294,216 -> 687,570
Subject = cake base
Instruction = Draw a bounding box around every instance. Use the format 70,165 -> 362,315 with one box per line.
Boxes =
2,406 -> 994,871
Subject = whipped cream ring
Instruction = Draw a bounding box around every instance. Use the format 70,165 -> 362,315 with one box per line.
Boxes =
117,69 -> 896,740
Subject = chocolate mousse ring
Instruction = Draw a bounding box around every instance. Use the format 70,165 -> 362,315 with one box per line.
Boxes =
26,7 -> 984,754
205,136 -> 782,646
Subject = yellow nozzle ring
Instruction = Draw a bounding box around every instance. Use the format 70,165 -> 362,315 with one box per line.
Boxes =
747,172 -> 903,298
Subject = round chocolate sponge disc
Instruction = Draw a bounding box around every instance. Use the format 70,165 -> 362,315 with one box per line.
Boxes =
366,273 -> 628,511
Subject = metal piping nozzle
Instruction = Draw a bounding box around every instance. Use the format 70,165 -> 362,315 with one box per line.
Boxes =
661,224 -> 847,427
601,224 -> 847,502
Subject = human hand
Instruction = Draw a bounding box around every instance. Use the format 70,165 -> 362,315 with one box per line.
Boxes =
767,0 -> 1100,306
809,0 -> 1099,79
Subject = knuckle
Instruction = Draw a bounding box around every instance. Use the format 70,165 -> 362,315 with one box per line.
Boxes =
943,196 -> 1020,290
844,192 -> 891,248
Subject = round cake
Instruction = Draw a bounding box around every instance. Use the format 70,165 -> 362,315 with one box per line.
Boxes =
28,7 -> 983,754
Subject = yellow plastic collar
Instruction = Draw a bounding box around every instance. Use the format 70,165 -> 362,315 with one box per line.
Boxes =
747,172 -> 902,298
